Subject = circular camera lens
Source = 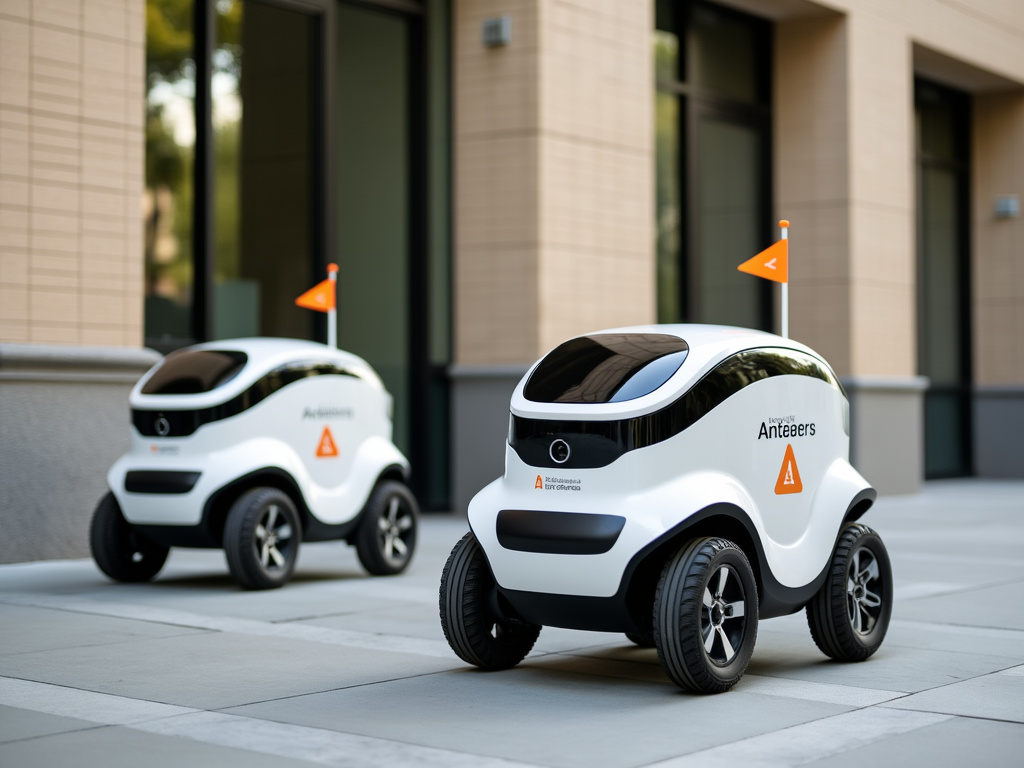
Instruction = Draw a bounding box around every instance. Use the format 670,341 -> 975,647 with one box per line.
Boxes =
549,438 -> 570,464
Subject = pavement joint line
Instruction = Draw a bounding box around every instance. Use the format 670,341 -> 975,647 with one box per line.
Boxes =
0,678 -> 542,768
892,576 -> 1024,601
735,675 -> 904,707
0,592 -> 456,659
890,619 -> 1024,637
635,707 -> 953,768
998,664 -> 1024,676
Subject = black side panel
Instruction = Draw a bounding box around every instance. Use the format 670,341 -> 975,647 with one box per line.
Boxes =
132,524 -> 221,549
511,346 -> 846,470
496,509 -> 626,555
134,364 -> 362,437
125,470 -> 201,494
497,588 -> 643,633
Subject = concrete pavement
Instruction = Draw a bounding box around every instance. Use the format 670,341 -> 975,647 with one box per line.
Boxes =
1,479 -> 1022,767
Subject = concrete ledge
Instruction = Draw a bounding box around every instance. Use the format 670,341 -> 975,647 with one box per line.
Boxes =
0,345 -> 161,563
0,343 -> 162,383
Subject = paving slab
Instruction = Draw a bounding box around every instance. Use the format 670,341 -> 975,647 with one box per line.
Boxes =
804,714 -> 1024,768
0,630 -> 459,710
0,704 -> 95,744
0,722 -> 322,768
226,666 -> 852,768
883,667 -> 1024,723
1,480 -> 1022,767
0,603 -> 207,655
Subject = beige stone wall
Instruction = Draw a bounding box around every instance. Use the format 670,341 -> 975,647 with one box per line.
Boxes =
535,0 -> 653,354
0,0 -> 144,347
774,13 -> 851,373
453,0 -> 653,366
771,0 -> 1024,381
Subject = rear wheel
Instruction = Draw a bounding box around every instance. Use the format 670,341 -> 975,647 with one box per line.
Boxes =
223,487 -> 301,590
89,492 -> 169,582
806,523 -> 892,661
654,537 -> 758,694
355,480 -> 419,576
440,532 -> 541,670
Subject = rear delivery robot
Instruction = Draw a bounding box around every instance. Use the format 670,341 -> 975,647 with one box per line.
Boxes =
440,324 -> 892,693
91,337 -> 418,589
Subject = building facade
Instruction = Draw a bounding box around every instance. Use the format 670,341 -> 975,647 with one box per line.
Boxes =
2,0 -> 1023,562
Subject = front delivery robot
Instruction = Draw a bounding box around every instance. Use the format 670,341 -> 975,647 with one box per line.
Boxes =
440,325 -> 892,693
91,337 -> 418,590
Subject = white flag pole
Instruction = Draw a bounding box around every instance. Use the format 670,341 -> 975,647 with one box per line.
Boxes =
779,219 -> 790,339
327,263 -> 339,349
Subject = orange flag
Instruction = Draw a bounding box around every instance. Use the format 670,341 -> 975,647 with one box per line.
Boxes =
295,278 -> 335,312
738,238 -> 788,284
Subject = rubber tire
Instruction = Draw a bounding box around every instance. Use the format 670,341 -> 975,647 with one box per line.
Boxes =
625,632 -> 656,648
654,537 -> 758,694
439,532 -> 541,670
355,480 -> 419,576
223,487 -> 301,590
806,523 -> 892,662
89,492 -> 169,582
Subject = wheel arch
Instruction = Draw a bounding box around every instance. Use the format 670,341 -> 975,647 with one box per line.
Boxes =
203,467 -> 311,544
622,503 -> 764,632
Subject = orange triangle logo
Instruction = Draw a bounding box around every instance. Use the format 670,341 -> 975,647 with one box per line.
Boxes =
738,238 -> 788,284
295,278 -> 336,312
316,426 -> 339,458
774,443 -> 803,494
535,475 -> 543,489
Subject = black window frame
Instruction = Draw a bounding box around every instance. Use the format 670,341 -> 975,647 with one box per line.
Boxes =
655,0 -> 774,331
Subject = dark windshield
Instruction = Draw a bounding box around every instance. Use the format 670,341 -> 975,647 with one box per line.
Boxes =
141,350 -> 247,394
524,333 -> 688,403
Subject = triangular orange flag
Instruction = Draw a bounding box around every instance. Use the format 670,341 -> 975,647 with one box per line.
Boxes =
774,443 -> 803,495
295,279 -> 335,312
738,238 -> 788,284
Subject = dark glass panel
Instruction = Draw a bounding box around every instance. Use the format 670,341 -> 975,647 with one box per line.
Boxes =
145,0 -> 196,346
525,334 -> 689,404
141,349 -> 247,394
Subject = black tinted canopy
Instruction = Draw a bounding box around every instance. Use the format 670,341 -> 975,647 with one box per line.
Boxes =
141,350 -> 247,395
524,333 -> 689,404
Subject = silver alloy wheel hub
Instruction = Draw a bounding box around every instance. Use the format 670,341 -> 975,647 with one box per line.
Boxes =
846,546 -> 882,635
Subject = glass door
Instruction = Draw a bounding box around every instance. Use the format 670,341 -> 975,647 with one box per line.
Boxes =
916,79 -> 972,477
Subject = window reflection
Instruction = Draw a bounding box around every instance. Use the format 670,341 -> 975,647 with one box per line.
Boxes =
144,0 -> 196,347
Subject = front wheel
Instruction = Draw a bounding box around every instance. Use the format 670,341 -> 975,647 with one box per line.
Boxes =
439,532 -> 541,670
806,523 -> 892,661
89,492 -> 169,582
223,487 -> 301,590
654,537 -> 758,694
355,480 -> 419,576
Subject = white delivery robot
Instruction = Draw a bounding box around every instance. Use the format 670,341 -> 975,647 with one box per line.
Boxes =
440,325 -> 892,693
91,337 -> 418,589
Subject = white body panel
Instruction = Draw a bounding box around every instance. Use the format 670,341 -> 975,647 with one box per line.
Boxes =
110,338 -> 407,528
468,324 -> 872,600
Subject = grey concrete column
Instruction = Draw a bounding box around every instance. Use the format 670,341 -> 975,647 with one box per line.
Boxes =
449,363 -> 529,516
0,344 -> 162,563
842,375 -> 928,495
973,386 -> 1024,478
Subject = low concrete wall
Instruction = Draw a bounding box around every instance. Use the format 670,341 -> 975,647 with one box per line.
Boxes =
0,344 -> 161,563
843,375 -> 928,496
974,386 -> 1024,478
449,364 -> 528,516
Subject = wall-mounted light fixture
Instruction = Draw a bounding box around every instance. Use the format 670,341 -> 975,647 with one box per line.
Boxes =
483,15 -> 512,47
995,195 -> 1020,219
